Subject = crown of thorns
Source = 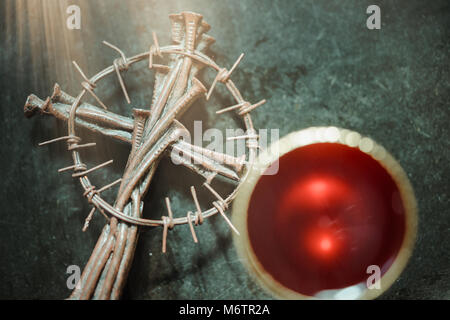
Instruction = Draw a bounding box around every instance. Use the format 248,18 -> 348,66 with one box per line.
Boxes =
24,11 -> 266,253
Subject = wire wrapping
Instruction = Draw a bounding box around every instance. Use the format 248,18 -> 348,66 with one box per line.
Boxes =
59,37 -> 261,248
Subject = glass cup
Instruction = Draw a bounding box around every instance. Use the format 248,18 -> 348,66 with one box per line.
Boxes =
232,127 -> 417,300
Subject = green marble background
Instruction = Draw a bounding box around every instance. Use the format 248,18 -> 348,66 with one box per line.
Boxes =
0,0 -> 449,299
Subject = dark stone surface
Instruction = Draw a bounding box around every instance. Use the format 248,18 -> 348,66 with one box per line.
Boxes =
0,0 -> 449,299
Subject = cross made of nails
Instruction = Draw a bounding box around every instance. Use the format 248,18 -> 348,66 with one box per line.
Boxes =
24,11 -> 266,300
